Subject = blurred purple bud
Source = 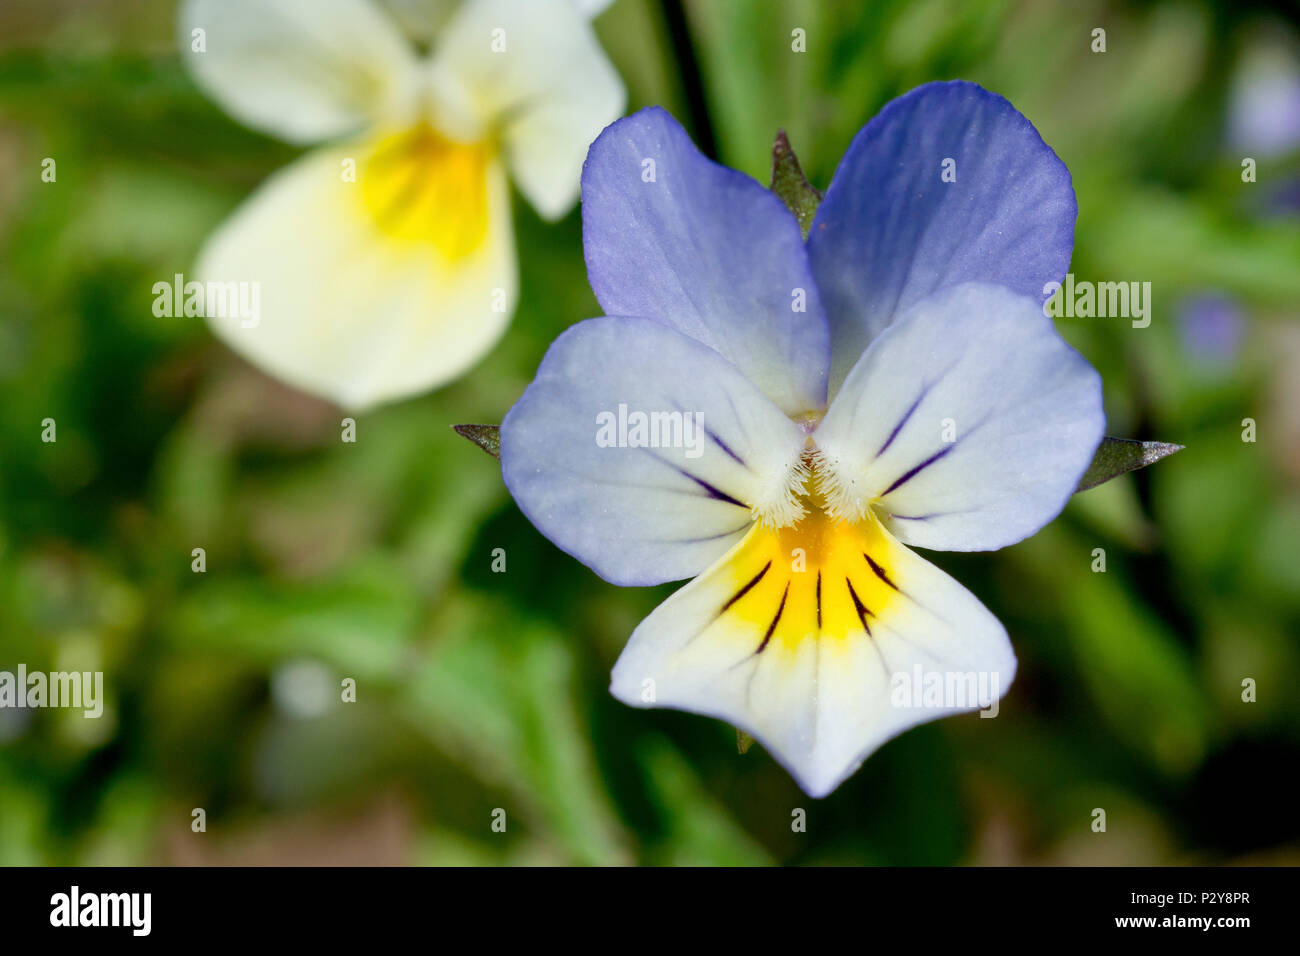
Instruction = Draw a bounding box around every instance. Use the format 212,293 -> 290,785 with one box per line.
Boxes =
1228,36 -> 1300,158
1177,292 -> 1246,365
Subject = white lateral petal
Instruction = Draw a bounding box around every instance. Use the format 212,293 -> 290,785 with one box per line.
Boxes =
813,283 -> 1104,552
610,512 -> 1016,798
179,0 -> 419,144
193,141 -> 517,410
431,0 -> 626,219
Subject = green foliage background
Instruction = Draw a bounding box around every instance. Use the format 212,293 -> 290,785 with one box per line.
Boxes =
1,0 -> 1298,865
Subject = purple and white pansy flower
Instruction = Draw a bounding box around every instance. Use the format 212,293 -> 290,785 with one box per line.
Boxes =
496,81 -> 1111,797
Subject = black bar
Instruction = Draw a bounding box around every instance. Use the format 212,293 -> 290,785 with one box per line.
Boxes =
1,866 -> 1288,941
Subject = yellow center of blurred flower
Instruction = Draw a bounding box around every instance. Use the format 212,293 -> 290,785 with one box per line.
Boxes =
361,125 -> 490,260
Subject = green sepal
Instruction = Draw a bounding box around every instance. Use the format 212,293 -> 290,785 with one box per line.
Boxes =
769,130 -> 822,239
452,424 -> 501,461
1076,438 -> 1183,492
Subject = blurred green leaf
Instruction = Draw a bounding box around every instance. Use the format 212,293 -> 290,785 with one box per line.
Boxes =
165,559 -> 421,680
402,593 -> 630,865
1016,528 -> 1213,777
638,739 -> 771,866
1065,570 -> 1211,775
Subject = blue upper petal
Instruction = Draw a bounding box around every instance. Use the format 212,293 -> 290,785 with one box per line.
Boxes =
808,80 -> 1077,393
582,107 -> 831,416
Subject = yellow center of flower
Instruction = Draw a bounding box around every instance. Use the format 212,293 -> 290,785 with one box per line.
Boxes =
717,459 -> 901,656
360,125 -> 490,260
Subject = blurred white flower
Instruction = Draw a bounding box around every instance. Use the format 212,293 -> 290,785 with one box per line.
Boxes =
180,0 -> 625,409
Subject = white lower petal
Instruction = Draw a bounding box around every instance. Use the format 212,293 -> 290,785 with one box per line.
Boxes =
610,510 -> 1015,797
193,139 -> 516,410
